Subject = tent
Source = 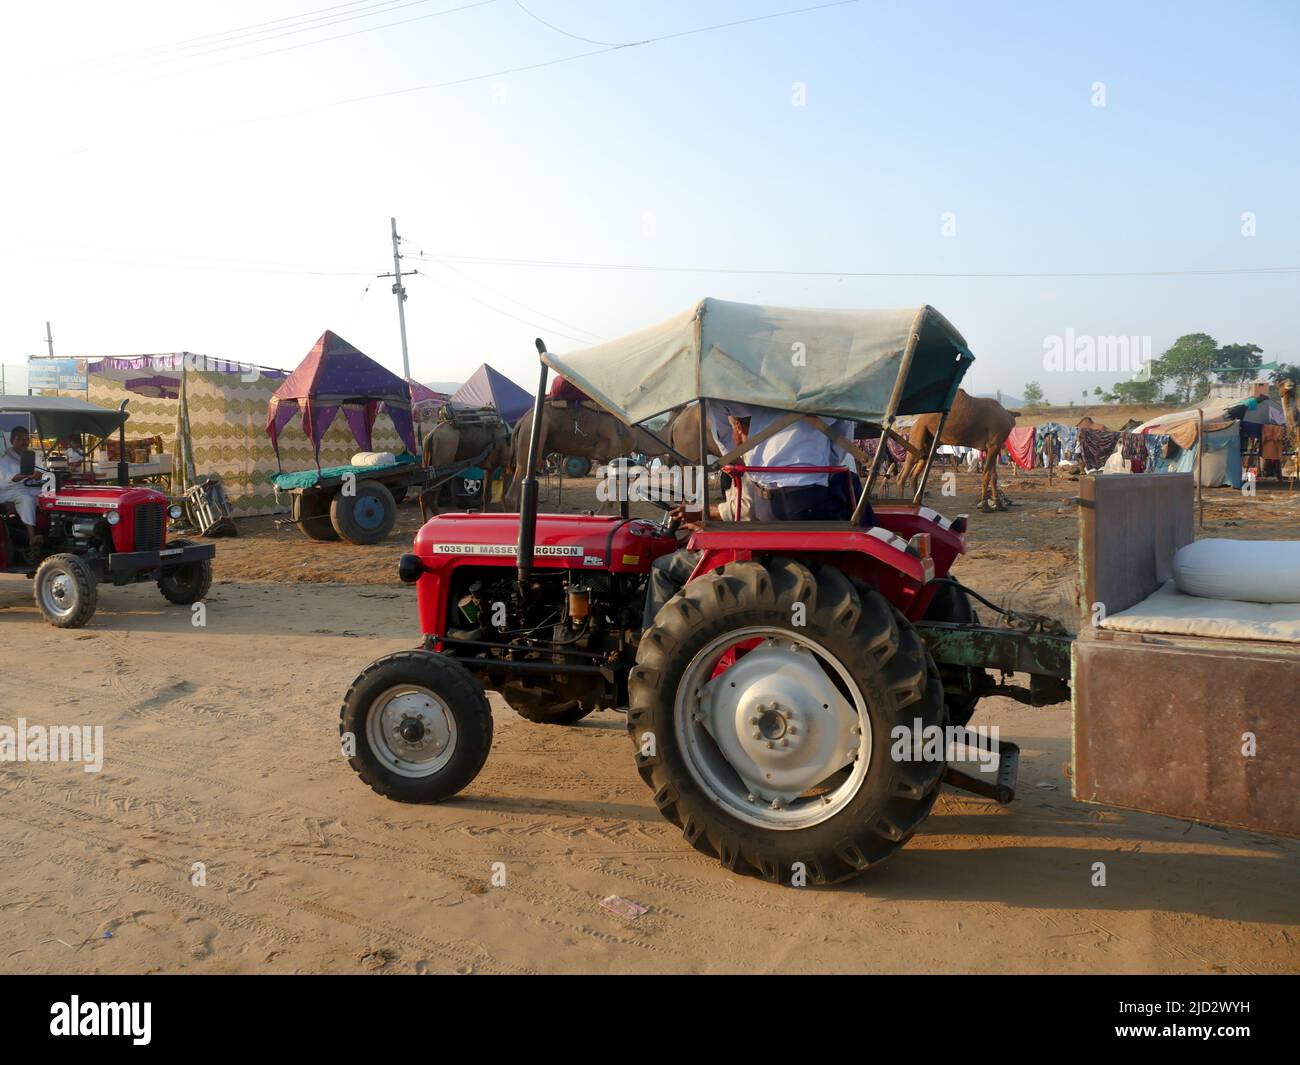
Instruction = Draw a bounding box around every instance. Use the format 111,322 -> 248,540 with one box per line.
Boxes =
1137,405 -> 1242,487
267,331 -> 417,469
451,364 -> 533,424
71,352 -> 408,518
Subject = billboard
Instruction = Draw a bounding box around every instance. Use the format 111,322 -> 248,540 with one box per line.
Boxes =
27,356 -> 88,391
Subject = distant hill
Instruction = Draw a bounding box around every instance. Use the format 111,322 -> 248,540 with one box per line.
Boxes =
975,392 -> 1026,409
423,380 -> 464,394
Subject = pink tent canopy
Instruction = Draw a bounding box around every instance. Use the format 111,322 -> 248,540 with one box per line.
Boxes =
266,331 -> 417,469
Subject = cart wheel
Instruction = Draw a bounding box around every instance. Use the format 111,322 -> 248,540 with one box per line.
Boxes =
340,650 -> 493,803
297,489 -> 339,541
562,455 -> 592,478
629,557 -> 944,885
158,539 -> 213,605
330,481 -> 397,545
34,553 -> 98,628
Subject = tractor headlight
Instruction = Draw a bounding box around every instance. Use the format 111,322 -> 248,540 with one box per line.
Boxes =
105,510 -> 121,526
167,503 -> 184,520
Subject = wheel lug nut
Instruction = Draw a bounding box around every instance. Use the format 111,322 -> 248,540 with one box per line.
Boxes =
766,741 -> 775,749
780,739 -> 789,747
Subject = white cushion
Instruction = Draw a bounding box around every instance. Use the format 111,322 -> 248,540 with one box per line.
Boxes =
351,451 -> 395,468
1173,538 -> 1300,603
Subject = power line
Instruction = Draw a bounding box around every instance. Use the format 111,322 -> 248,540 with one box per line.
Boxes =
91,0 -> 430,66
411,253 -> 1300,280
206,0 -> 864,126
432,259 -> 606,341
118,0 -> 494,77
512,0 -> 631,48
422,273 -> 600,346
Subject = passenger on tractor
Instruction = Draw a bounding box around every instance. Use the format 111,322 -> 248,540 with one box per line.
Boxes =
640,406 -> 875,631
0,426 -> 42,551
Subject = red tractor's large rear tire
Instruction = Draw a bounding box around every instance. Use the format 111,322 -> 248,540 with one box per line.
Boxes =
34,553 -> 98,628
629,557 -> 945,885
340,651 -> 493,803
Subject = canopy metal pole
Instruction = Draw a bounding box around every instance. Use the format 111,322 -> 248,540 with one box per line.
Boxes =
911,409 -> 950,506
855,415 -> 894,522
697,399 -> 710,523
517,341 -> 550,586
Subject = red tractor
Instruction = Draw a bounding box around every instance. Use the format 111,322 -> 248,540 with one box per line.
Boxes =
340,301 -> 1071,884
1,396 -> 215,628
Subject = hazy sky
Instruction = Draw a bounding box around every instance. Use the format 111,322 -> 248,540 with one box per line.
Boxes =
2,0 -> 1296,403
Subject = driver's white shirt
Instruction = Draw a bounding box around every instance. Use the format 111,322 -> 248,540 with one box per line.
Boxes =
0,446 -> 40,523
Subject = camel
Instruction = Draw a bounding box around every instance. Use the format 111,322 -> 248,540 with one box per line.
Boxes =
504,402 -> 673,509
662,402 -> 722,463
419,413 -> 512,518
896,389 -> 1019,511
1279,378 -> 1299,485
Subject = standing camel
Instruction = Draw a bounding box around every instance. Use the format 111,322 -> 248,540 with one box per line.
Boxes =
420,415 -> 512,518
662,402 -> 722,463
504,403 -> 671,509
1279,378 -> 1299,484
896,389 -> 1019,511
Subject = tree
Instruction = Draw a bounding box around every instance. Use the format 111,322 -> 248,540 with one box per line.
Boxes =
1112,378 -> 1159,405
1269,362 -> 1300,386
1214,342 -> 1264,385
1023,381 -> 1044,405
1093,386 -> 1103,398
1150,333 -> 1218,403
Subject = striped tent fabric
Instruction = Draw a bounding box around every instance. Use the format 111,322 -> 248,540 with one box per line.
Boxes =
87,371 -> 406,517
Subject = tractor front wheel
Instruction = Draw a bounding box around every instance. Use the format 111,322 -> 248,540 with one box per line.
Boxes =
340,651 -> 493,803
629,557 -> 945,885
34,553 -> 98,628
158,539 -> 213,605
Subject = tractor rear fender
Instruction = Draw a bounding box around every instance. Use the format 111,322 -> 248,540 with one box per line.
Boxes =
684,526 -> 934,620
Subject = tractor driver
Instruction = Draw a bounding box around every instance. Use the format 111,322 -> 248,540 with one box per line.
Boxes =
0,426 -> 43,550
640,406 -> 874,632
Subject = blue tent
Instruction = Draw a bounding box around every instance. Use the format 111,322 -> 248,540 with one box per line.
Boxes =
1171,422 -> 1242,488
451,364 -> 533,424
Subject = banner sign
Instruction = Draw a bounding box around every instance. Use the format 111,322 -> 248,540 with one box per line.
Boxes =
27,357 -> 88,390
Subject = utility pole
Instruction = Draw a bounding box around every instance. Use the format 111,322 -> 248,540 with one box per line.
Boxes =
45,322 -> 54,357
378,217 -> 418,381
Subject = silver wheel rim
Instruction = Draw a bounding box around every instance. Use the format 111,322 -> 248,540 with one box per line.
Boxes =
365,685 -> 457,779
674,627 -> 871,830
39,570 -> 77,619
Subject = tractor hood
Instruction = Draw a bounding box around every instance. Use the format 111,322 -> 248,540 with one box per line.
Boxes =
413,512 -> 676,574
38,483 -> 164,511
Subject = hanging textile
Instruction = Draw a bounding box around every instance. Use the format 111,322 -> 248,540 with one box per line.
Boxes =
1078,428 -> 1121,471
1006,425 -> 1036,470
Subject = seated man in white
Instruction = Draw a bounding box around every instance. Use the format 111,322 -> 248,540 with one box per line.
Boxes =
0,426 -> 43,550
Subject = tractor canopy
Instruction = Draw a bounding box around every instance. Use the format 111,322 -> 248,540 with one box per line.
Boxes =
0,394 -> 130,440
538,299 -> 974,427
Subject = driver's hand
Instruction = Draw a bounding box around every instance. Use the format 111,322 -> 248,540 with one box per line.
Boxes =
11,473 -> 26,482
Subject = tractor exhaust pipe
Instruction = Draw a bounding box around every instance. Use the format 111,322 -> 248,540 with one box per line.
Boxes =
516,339 -> 550,587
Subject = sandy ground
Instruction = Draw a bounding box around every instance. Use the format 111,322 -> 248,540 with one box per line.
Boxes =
1,468 -> 1297,974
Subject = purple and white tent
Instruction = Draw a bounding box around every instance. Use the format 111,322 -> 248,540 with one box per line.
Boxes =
266,331 -> 417,470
